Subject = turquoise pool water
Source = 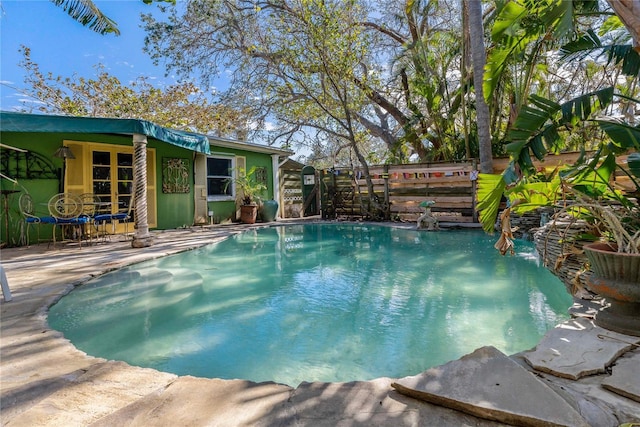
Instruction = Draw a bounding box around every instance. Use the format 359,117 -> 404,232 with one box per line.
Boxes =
48,224 -> 572,386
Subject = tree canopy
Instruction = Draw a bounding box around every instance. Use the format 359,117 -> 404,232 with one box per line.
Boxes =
14,46 -> 248,138
39,0 -> 640,173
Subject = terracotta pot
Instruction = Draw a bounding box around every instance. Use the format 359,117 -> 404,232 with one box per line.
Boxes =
239,204 -> 258,224
583,242 -> 640,336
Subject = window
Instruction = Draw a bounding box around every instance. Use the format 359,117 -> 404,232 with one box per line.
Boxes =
206,155 -> 234,200
64,140 -> 156,229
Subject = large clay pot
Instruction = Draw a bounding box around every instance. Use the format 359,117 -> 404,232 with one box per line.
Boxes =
240,204 -> 258,224
583,242 -> 640,336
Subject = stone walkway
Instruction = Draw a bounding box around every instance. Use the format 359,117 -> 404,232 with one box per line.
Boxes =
1,222 -> 639,426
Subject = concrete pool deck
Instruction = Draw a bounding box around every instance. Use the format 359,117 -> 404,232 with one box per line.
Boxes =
1,221 -> 639,426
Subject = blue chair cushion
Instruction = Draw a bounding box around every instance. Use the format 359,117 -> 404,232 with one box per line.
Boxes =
94,213 -> 128,222
55,216 -> 90,225
111,213 -> 129,221
26,216 -> 57,224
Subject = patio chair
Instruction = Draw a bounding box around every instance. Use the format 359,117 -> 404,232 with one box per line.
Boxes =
47,193 -> 90,248
93,194 -> 134,241
79,193 -> 103,243
18,193 -> 56,246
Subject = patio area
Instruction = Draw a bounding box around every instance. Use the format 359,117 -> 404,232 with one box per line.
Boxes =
1,221 -> 639,426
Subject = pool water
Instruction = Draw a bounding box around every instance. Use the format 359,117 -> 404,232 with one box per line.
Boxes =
48,224 -> 572,386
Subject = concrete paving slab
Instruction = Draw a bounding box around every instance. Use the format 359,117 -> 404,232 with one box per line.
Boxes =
90,376 -> 292,427
392,346 -> 590,427
524,317 -> 640,380
2,223 -> 639,426
602,349 -> 640,403
3,362 -> 176,427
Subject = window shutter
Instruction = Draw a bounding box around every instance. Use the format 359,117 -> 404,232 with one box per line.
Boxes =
235,156 -> 246,219
63,141 -> 87,194
193,154 -> 208,224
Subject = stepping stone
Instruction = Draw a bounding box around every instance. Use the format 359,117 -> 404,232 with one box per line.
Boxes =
602,350 -> 640,403
392,346 -> 589,427
524,317 -> 639,380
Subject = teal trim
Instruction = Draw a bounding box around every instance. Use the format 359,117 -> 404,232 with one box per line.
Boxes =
0,111 -> 210,154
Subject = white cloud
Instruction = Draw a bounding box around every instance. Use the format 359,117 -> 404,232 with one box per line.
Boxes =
17,98 -> 46,106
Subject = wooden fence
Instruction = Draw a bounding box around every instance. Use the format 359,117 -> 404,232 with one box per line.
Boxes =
279,166 -> 304,219
281,152 -> 632,222
319,161 -> 477,223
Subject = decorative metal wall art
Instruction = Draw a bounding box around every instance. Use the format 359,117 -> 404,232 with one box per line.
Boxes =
162,157 -> 190,193
0,150 -> 59,180
255,166 -> 267,185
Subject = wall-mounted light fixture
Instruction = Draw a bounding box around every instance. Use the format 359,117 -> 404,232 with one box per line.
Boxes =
53,146 -> 75,160
53,146 -> 75,192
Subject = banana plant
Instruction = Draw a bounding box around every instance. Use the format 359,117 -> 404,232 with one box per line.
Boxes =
477,23 -> 640,234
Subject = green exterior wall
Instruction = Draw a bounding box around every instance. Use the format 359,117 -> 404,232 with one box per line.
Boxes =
205,147 -> 277,224
1,131 -> 280,246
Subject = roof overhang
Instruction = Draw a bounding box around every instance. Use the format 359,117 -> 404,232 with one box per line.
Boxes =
0,111 -> 211,155
207,135 -> 293,157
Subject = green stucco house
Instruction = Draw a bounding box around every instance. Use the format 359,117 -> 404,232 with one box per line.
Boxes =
0,111 -> 292,247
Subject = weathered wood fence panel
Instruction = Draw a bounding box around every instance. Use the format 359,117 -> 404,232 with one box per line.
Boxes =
369,162 -> 477,222
283,152 -> 632,223
280,169 -> 303,218
320,169 -> 360,219
318,161 -> 478,222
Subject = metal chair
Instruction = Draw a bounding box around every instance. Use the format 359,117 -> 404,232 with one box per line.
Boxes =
18,193 -> 56,246
93,194 -> 134,241
47,193 -> 90,248
79,193 -> 103,243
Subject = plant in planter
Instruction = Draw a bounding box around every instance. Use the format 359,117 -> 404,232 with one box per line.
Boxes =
575,195 -> 640,336
227,166 -> 267,224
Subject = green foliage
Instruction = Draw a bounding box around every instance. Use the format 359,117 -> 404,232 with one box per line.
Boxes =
506,88 -> 616,173
228,167 -> 267,205
51,0 -> 120,35
559,29 -> 640,77
51,0 -> 177,36
597,118 -> 640,151
507,174 -> 563,212
16,47 -> 246,137
628,152 -> 640,178
484,0 -> 598,103
476,153 -> 635,236
476,173 -> 506,233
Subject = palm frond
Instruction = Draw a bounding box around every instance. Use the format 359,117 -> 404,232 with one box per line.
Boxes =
559,29 -> 640,77
506,88 -> 616,172
629,152 -> 640,178
596,118 -> 640,151
50,0 -> 120,35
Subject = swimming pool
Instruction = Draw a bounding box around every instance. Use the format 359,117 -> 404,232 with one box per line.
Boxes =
48,223 -> 572,386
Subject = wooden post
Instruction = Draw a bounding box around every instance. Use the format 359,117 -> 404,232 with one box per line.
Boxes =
319,169 -> 326,219
383,164 -> 390,220
471,159 -> 479,223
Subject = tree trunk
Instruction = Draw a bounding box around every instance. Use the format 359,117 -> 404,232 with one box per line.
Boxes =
607,0 -> 640,52
461,0 -> 471,160
467,0 -> 493,174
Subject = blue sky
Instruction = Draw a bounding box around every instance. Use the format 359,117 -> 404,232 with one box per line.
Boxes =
0,0 -> 223,112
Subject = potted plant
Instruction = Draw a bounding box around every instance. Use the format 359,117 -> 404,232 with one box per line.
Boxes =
228,166 -> 267,224
577,194 -> 640,336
